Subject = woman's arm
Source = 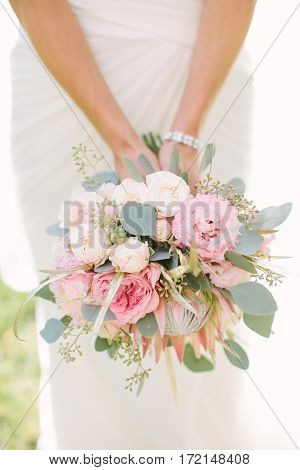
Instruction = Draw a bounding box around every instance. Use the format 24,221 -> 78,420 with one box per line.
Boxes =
9,0 -> 159,178
159,0 -> 256,189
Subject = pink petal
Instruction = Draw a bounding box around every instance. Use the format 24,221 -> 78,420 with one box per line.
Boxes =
154,299 -> 166,337
154,333 -> 162,363
171,336 -> 185,363
190,333 -> 202,359
142,337 -> 151,357
171,301 -> 184,327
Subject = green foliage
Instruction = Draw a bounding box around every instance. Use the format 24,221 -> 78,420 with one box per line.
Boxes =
223,339 -> 249,370
46,223 -> 69,237
251,202 -> 292,230
95,336 -> 110,352
137,313 -> 158,338
183,344 -> 214,372
40,318 -> 67,344
169,144 -> 179,174
235,226 -> 264,256
138,154 -> 155,174
0,281 -> 39,449
120,202 -> 157,236
226,177 -> 246,195
243,313 -> 274,338
34,280 -> 55,303
142,132 -> 163,156
229,282 -> 277,315
225,251 -> 257,274
121,157 -> 144,182
200,143 -> 215,174
180,171 -> 189,184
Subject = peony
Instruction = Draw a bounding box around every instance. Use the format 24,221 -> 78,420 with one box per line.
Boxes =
202,260 -> 251,289
154,217 -> 172,242
172,193 -> 241,262
108,237 -> 149,273
52,237 -> 85,271
113,178 -> 149,207
90,263 -> 161,324
70,224 -> 110,267
146,171 -> 190,216
50,271 -> 94,325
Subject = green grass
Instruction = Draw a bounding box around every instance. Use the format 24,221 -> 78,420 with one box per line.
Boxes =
0,281 -> 39,450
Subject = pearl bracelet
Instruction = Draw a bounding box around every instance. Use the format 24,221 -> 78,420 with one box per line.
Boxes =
163,130 -> 201,151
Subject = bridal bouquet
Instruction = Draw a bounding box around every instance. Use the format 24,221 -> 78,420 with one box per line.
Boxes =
16,136 -> 292,392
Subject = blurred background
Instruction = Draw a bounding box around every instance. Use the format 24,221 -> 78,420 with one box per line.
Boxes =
0,0 -> 299,449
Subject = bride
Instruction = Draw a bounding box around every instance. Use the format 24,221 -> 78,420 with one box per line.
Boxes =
9,0 -> 257,449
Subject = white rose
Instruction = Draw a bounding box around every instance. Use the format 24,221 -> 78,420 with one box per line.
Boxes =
58,186 -> 101,228
154,217 -> 172,242
70,223 -> 110,267
146,171 -> 190,216
108,238 -> 149,273
113,178 -> 149,207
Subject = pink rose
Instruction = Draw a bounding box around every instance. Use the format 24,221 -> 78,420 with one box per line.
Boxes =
202,260 -> 251,289
90,263 -> 161,324
172,193 -> 241,262
50,271 -> 94,324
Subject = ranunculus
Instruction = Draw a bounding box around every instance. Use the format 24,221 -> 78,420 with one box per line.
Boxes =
113,178 -> 149,207
202,260 -> 251,288
108,237 -> 149,273
154,217 -> 172,242
50,271 -> 94,325
52,237 -> 85,271
172,193 -> 241,262
90,263 -> 161,324
146,171 -> 190,216
70,224 -> 110,267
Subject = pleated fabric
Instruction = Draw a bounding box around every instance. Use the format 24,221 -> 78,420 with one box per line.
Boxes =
10,0 -> 287,450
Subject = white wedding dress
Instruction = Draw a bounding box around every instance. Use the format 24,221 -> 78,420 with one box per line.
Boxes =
10,0 -> 285,450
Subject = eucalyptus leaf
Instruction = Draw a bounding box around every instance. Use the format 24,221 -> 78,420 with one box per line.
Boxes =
136,377 -> 145,396
185,273 -> 201,290
243,313 -> 274,338
199,272 -> 211,292
169,144 -> 179,174
95,336 -> 110,352
223,339 -> 249,369
200,143 -> 215,173
46,223 -> 69,237
168,253 -> 179,270
150,250 -> 171,261
229,282 -> 277,315
121,157 -> 144,182
35,279 -> 56,303
137,313 -> 158,338
225,251 -> 257,274
250,202 -> 292,230
121,202 -> 157,236
180,171 -> 189,184
93,261 -> 113,273
235,226 -> 264,255
107,341 -> 119,358
226,177 -> 246,195
61,315 -> 72,327
138,154 -> 155,174
82,171 -> 119,192
183,344 -> 214,372
40,318 -> 67,344
81,304 -> 100,323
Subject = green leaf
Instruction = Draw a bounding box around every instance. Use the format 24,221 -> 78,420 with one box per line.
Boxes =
150,249 -> 171,261
225,251 -> 257,274
200,143 -> 215,173
93,261 -> 113,273
251,202 -> 292,230
81,304 -> 100,323
136,377 -> 145,397
35,280 -> 56,303
223,339 -> 249,369
180,171 -> 189,184
95,336 -> 110,352
243,313 -> 274,338
235,226 -> 264,256
107,341 -> 119,358
46,223 -> 69,237
138,154 -> 155,174
199,272 -> 211,292
217,288 -> 234,303
120,202 -> 157,236
121,157 -> 144,182
226,177 -> 246,195
185,273 -> 201,290
61,315 -> 72,326
137,313 -> 158,338
40,318 -> 67,344
82,171 -> 119,192
229,282 -> 277,315
169,144 -> 179,174
183,344 -> 214,372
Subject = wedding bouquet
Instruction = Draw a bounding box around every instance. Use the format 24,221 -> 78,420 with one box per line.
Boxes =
16,136 -> 292,392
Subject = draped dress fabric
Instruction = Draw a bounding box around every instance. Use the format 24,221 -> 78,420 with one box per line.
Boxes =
10,0 -> 262,449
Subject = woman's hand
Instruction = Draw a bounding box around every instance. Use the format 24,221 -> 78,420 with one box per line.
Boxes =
159,140 -> 199,192
114,136 -> 160,180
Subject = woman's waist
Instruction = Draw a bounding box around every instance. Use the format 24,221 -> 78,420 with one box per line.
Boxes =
68,0 -> 203,47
